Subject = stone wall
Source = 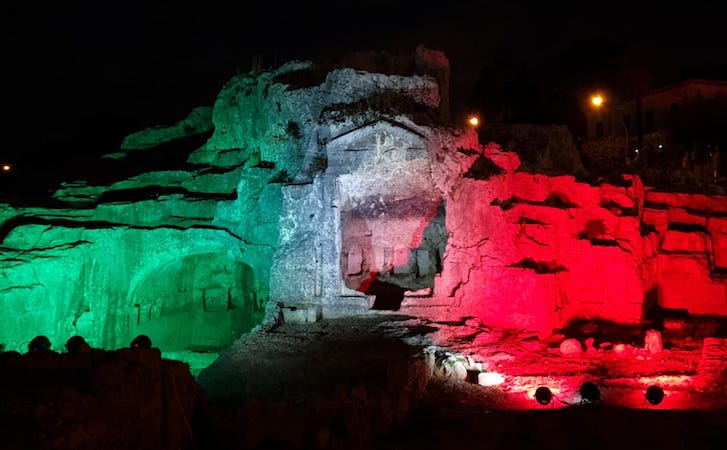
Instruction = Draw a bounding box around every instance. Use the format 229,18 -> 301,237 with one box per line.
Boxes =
400,143 -> 726,335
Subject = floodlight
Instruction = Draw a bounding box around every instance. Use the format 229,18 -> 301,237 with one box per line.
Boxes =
579,381 -> 601,403
130,334 -> 152,349
645,385 -> 664,406
535,386 -> 553,405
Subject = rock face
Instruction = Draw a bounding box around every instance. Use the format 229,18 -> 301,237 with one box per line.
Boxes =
0,47 -> 725,365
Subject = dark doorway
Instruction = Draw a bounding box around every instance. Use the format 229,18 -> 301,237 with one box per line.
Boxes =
366,279 -> 407,310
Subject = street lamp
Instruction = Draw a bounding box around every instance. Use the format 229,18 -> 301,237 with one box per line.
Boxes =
590,94 -> 629,160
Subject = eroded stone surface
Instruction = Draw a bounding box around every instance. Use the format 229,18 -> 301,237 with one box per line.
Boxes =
0,49 -> 725,366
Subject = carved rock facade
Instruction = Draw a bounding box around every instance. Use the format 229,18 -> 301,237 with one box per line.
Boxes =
0,50 -> 725,364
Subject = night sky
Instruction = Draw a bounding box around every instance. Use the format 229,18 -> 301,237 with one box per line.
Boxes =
2,1 -> 726,196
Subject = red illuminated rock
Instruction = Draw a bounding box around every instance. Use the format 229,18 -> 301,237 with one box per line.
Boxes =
644,329 -> 663,354
559,338 -> 583,356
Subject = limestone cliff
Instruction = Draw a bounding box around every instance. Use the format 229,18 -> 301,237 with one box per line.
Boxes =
0,49 -> 725,371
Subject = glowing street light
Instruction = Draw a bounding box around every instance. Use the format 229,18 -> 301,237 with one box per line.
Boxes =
590,95 -> 604,108
467,115 -> 480,127
1,163 -> 11,173
589,93 -> 629,159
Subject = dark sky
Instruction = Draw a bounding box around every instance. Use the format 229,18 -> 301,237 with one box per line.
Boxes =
2,1 -> 726,191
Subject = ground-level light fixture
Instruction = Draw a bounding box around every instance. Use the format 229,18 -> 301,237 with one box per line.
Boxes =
645,385 -> 664,405
579,381 -> 601,403
477,371 -> 505,386
534,386 -> 553,405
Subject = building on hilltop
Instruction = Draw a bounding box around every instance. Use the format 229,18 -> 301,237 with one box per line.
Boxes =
586,78 -> 727,161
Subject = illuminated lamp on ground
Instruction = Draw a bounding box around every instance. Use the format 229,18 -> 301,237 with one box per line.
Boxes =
645,385 -> 665,406
130,334 -> 152,349
534,386 -> 553,405
579,381 -> 601,404
477,371 -> 505,386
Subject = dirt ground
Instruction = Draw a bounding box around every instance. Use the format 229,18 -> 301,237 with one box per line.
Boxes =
195,311 -> 727,450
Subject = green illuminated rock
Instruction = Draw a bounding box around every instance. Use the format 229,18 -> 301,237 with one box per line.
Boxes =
0,47 -> 450,374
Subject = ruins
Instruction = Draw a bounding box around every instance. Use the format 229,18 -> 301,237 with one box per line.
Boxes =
1,46 -> 726,449
1,46 -> 725,354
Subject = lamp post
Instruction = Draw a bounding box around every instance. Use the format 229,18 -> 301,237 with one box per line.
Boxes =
590,94 -> 630,160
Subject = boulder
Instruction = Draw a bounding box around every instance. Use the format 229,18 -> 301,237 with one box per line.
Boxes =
559,338 -> 583,356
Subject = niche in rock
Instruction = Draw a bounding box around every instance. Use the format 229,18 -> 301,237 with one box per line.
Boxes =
127,252 -> 262,352
340,198 -> 447,310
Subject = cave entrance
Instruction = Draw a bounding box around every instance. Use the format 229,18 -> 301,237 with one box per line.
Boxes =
127,252 -> 263,369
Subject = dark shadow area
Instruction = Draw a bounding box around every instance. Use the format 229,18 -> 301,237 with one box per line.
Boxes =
589,238 -> 621,247
367,278 -> 407,310
581,174 -> 634,188
716,319 -> 727,337
81,130 -> 214,187
0,216 -> 243,245
601,199 -> 639,216
0,347 -> 198,450
643,200 -> 669,210
0,129 -> 213,207
562,311 -> 727,350
491,196 -> 517,210
642,285 -> 727,339
642,284 -> 660,323
491,194 -> 578,211
517,215 -> 547,225
98,185 -> 237,203
558,318 -> 653,348
475,124 -> 587,177
640,222 -> 657,236
668,222 -> 710,233
370,405 -> 727,450
509,257 -> 566,274
272,63 -> 331,90
544,192 -> 578,209
463,154 -> 505,180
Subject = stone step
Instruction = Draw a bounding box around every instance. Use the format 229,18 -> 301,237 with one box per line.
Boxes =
694,337 -> 727,392
697,337 -> 727,376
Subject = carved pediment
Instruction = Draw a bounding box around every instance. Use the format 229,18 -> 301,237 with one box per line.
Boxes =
327,117 -> 428,152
